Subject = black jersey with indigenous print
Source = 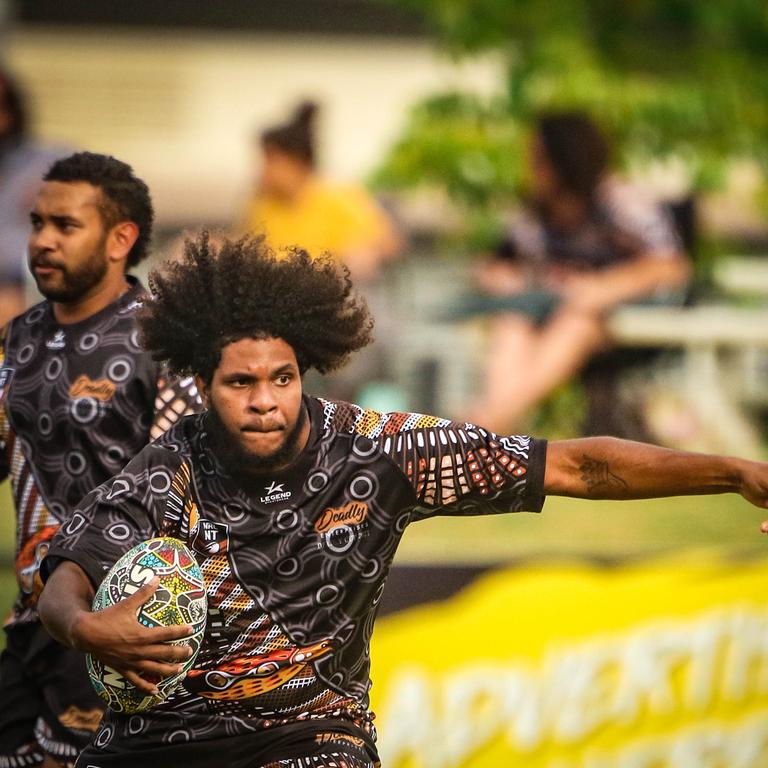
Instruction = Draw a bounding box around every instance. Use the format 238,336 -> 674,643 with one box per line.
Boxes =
44,397 -> 546,751
0,277 -> 201,625
44,397 -> 546,755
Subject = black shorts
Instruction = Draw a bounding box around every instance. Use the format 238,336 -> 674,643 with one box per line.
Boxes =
0,622 -> 105,767
75,720 -> 379,768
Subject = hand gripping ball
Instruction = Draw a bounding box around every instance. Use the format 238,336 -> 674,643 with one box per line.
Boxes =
86,537 -> 207,713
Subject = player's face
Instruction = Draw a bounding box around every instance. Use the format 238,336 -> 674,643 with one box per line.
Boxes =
28,181 -> 111,303
198,337 -> 310,474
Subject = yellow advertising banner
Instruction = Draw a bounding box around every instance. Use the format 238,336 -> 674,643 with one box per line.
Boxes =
370,554 -> 768,768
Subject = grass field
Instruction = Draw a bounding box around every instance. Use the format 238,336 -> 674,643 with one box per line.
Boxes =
394,489 -> 766,563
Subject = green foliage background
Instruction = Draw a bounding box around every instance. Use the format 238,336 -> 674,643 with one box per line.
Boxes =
375,0 -> 768,241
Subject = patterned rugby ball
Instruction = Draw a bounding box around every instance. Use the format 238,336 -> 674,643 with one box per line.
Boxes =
87,537 -> 207,713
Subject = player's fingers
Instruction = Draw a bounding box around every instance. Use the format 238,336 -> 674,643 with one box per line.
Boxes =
142,642 -> 194,663
761,519 -> 768,533
136,659 -> 187,679
123,669 -> 160,695
122,577 -> 160,608
137,624 -> 194,645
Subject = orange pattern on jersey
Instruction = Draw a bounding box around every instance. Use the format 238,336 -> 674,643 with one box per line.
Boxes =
187,639 -> 334,700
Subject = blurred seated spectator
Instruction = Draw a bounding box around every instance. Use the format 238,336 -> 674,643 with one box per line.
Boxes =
241,101 -> 401,284
0,67 -> 69,325
465,111 -> 690,433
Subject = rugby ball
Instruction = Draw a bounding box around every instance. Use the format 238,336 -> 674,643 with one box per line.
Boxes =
86,537 -> 207,713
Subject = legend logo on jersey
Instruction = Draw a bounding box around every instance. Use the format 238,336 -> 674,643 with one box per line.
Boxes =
260,481 -> 292,504
45,330 -> 66,350
192,519 -> 230,555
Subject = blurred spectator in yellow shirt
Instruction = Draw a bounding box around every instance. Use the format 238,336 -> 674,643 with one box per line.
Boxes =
243,101 -> 401,283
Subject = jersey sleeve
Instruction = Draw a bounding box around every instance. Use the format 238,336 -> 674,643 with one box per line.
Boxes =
389,419 -> 547,520
329,401 -> 547,520
41,444 -> 186,589
150,373 -> 202,441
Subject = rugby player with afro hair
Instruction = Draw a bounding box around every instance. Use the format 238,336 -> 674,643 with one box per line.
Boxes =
39,231 -> 768,768
138,231 -> 375,475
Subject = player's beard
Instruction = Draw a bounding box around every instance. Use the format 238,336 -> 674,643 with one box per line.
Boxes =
205,401 -> 308,476
31,234 -> 110,303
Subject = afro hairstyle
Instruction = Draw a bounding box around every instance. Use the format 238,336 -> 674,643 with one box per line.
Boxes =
139,231 -> 374,382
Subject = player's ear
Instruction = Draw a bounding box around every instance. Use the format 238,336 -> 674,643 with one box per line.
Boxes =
194,375 -> 210,408
107,221 -> 139,264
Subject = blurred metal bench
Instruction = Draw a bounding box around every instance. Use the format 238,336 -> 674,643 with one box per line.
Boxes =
606,304 -> 768,456
386,252 -> 768,456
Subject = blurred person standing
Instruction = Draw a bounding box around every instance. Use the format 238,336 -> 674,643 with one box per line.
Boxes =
242,101 -> 402,403
0,66 -> 69,325
466,111 -> 690,433
242,101 -> 400,284
0,152 -> 201,767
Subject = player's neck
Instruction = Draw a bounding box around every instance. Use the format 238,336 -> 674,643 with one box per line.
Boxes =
52,273 -> 131,325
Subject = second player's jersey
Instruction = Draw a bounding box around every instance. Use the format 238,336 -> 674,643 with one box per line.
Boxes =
45,397 -> 547,752
0,278 -> 201,624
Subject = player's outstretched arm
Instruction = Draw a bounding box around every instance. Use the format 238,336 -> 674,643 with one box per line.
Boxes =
39,561 -> 194,694
544,437 -> 768,528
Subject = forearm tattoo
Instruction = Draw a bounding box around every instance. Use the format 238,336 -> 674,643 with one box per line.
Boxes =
579,454 -> 628,494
